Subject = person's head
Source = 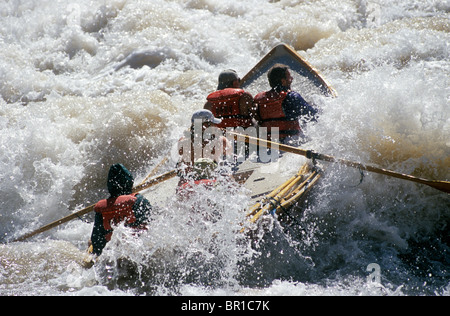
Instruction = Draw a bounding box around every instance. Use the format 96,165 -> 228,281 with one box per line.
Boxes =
107,163 -> 134,197
193,158 -> 218,180
217,69 -> 240,90
268,64 -> 293,89
191,109 -> 222,130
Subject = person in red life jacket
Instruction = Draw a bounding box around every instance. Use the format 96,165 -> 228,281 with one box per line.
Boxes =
204,69 -> 256,129
177,110 -> 232,187
90,163 -> 152,256
254,64 -> 318,145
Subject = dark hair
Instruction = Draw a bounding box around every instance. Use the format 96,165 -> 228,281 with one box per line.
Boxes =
217,69 -> 239,90
268,64 -> 289,88
107,163 -> 134,197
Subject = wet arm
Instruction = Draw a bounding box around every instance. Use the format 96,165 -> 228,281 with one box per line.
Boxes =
91,212 -> 107,256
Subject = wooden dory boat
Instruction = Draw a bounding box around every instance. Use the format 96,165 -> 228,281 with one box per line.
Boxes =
80,44 -> 335,267
144,44 -> 336,229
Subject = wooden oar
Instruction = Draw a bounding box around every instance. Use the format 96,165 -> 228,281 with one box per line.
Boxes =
250,166 -> 308,219
245,171 -> 300,218
240,164 -> 321,233
9,169 -> 177,243
247,170 -> 321,227
229,132 -> 450,194
137,156 -> 169,186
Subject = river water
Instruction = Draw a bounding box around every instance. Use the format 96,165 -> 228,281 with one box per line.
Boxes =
0,0 -> 449,296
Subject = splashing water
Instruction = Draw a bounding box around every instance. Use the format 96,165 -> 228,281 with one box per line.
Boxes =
0,0 -> 449,296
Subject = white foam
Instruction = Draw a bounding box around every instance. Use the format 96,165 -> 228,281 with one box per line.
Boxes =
0,0 -> 448,296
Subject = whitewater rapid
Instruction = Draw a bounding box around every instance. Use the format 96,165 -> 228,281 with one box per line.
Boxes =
0,0 -> 449,296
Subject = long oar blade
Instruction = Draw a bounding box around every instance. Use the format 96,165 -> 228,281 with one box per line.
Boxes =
9,170 -> 177,243
132,169 -> 177,193
230,132 -> 450,194
11,205 -> 95,243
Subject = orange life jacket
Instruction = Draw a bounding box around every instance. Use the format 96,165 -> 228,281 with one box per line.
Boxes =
176,179 -> 217,198
207,88 -> 253,128
254,89 -> 301,139
94,194 -> 140,241
178,179 -> 217,190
